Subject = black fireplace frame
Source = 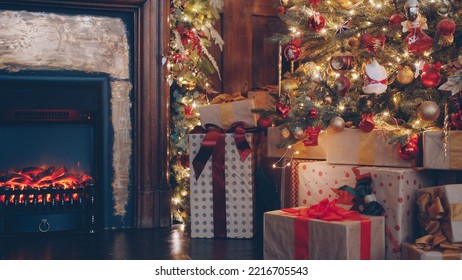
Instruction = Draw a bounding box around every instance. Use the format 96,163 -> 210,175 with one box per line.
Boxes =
0,72 -> 113,232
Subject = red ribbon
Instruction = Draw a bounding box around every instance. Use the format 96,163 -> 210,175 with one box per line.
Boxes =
191,122 -> 252,238
282,199 -> 372,259
364,73 -> 387,86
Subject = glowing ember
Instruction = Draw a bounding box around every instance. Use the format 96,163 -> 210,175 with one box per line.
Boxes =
0,166 -> 94,190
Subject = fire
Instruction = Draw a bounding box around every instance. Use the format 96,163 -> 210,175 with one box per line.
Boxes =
0,166 -> 93,190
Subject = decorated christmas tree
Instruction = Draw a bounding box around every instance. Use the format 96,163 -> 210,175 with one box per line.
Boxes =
256,0 -> 462,158
167,0 -> 224,223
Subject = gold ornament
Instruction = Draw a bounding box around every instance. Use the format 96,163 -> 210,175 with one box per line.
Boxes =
417,101 -> 440,122
281,79 -> 299,94
280,127 -> 291,139
397,66 -> 414,85
279,0 -> 289,6
324,95 -> 333,104
329,117 -> 345,132
348,37 -> 360,49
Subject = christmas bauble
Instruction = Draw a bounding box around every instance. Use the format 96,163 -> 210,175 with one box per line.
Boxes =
404,0 -> 419,22
279,0 -> 289,6
360,33 -> 386,54
281,78 -> 299,93
308,13 -> 326,32
437,18 -> 456,36
389,14 -> 406,28
348,37 -> 360,49
309,108 -> 319,119
398,142 -> 419,160
421,67 -> 441,88
329,50 -> 355,72
283,44 -> 301,61
334,75 -> 351,97
280,127 -> 291,139
324,95 -> 333,104
359,113 -> 375,132
437,18 -> 456,46
397,66 -> 414,85
417,101 -> 440,122
276,101 -> 291,118
257,116 -> 273,128
291,126 -> 306,139
329,117 -> 345,132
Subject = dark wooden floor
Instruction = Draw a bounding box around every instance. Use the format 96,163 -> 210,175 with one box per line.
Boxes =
0,225 -> 263,260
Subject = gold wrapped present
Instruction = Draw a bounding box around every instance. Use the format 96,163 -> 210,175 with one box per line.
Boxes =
423,131 -> 462,170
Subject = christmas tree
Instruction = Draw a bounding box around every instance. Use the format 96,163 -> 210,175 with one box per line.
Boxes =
256,0 -> 462,156
167,0 -> 224,223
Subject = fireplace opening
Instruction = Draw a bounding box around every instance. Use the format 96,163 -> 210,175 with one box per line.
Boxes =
0,72 -> 113,233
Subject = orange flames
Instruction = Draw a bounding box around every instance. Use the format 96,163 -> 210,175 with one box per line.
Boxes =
0,166 -> 93,205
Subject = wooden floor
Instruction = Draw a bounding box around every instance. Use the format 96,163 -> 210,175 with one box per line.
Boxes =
0,225 -> 263,260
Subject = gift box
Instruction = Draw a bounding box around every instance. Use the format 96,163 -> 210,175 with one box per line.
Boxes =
423,131 -> 462,170
264,204 -> 385,260
402,243 -> 462,260
199,97 -> 257,129
280,159 -> 314,208
416,184 -> 462,243
247,89 -> 276,111
189,126 -> 255,238
296,161 -> 435,259
326,128 -> 421,167
266,127 -> 326,160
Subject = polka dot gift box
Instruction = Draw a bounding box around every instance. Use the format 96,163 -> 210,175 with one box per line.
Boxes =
189,132 -> 255,238
296,161 -> 435,259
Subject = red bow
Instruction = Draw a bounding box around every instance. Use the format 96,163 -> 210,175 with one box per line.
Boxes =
282,198 -> 361,221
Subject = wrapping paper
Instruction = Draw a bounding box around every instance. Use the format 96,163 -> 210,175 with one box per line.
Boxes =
198,99 -> 257,129
189,133 -> 255,238
326,128 -> 421,167
423,131 -> 462,170
401,243 -> 462,260
296,161 -> 434,259
266,127 -> 326,159
247,90 -> 275,111
280,159 -> 314,208
416,184 -> 462,243
264,209 -> 385,260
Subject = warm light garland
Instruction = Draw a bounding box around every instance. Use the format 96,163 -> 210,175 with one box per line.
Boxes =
168,0 -> 224,224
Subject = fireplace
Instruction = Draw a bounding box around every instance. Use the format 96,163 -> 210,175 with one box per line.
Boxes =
0,73 -> 112,232
0,0 -> 171,229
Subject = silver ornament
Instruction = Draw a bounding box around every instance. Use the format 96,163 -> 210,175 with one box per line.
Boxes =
329,117 -> 345,131
291,126 -> 306,139
417,101 -> 440,122
404,0 -> 419,22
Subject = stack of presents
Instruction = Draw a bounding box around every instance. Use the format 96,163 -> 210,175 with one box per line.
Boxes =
187,90 -> 462,260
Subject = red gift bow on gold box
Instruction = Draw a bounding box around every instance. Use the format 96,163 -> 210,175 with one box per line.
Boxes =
282,198 -> 372,259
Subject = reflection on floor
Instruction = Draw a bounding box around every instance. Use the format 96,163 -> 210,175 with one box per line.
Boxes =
0,225 -> 263,260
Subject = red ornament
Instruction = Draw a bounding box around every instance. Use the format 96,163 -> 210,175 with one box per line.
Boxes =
309,108 -> 319,119
257,116 -> 273,128
334,75 -> 351,97
308,13 -> 326,32
277,6 -> 285,14
302,126 -> 321,146
405,28 -> 433,55
421,62 -> 442,88
360,33 -> 386,54
437,18 -> 456,46
359,113 -> 375,132
389,14 -> 406,28
184,104 -> 193,118
437,18 -> 456,36
398,134 -> 419,160
283,44 -> 301,61
329,50 -> 355,72
276,101 -> 291,118
172,53 -> 184,63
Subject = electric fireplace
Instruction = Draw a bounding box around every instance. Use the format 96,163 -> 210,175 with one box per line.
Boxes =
0,73 -> 112,233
